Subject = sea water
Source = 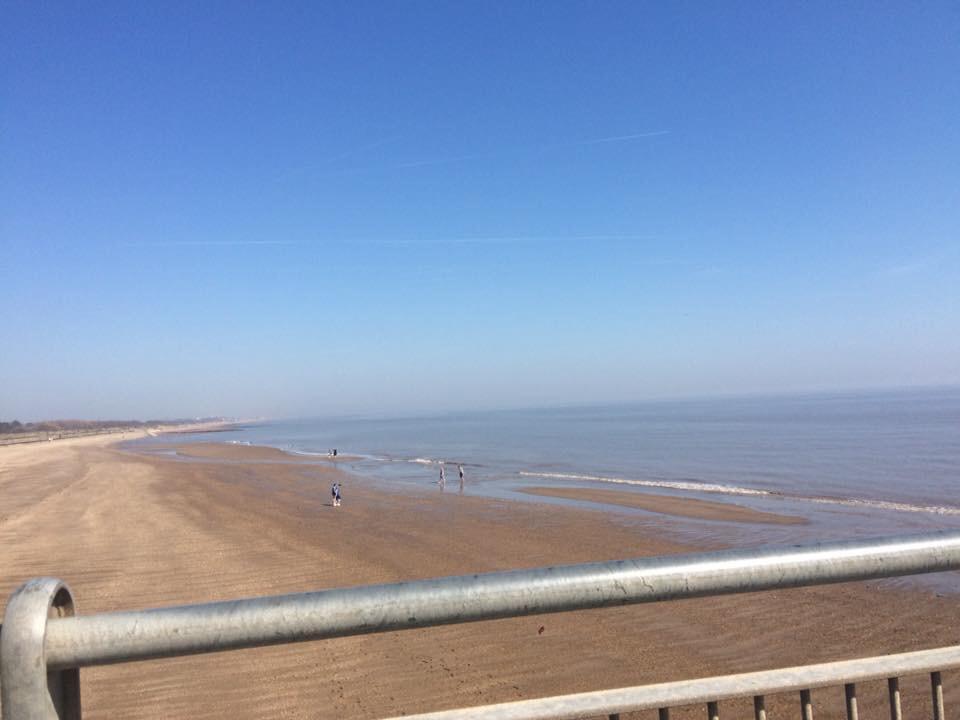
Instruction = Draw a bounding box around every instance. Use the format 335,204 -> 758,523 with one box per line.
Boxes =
136,387 -> 960,558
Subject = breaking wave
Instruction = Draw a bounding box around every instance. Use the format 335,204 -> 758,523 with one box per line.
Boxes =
518,471 -> 960,516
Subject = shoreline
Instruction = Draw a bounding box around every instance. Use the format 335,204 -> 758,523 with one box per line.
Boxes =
123,437 -> 960,563
519,485 -> 807,525
2,437 -> 959,718
126,426 -> 960,525
127,440 -> 808,527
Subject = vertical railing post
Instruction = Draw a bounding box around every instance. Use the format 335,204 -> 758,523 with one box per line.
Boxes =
800,688 -> 814,720
887,677 -> 902,720
707,700 -> 719,720
1,578 -> 81,719
844,683 -> 858,720
753,695 -> 766,720
930,671 -> 944,720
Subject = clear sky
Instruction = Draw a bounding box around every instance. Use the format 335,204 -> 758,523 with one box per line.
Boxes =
2,2 -> 958,420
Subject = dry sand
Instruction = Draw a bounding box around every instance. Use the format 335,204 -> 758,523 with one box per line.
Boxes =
1,438 -> 958,719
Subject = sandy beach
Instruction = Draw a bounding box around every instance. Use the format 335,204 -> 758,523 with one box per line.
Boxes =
1,437 -> 958,719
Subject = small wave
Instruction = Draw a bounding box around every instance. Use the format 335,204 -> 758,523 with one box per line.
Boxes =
519,472 -> 771,497
286,448 -> 386,463
287,448 -> 333,457
518,471 -> 960,517
411,457 -> 439,465
804,495 -> 960,516
365,453 -> 400,463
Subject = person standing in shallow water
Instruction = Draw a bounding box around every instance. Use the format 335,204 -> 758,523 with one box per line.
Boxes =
458,464 -> 465,493
439,464 -> 445,490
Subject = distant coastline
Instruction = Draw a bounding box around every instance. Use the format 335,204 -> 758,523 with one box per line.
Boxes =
0,418 -> 240,448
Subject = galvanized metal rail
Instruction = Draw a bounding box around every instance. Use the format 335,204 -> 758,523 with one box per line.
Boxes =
382,645 -> 960,720
3,530 -> 960,719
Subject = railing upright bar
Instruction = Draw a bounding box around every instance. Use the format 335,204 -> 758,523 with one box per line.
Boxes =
844,683 -> 858,720
754,695 -> 766,720
931,671 -> 944,720
0,579 -> 80,720
707,700 -> 719,720
888,677 -> 902,720
800,688 -> 814,720
658,707 -> 670,720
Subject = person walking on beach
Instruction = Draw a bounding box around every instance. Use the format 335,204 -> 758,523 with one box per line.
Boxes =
335,483 -> 342,507
331,482 -> 341,507
458,464 -> 465,493
439,464 -> 445,490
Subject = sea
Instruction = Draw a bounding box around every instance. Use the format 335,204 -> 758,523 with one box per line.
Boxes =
132,387 -> 960,584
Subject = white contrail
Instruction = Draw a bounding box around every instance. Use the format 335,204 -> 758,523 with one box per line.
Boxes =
342,233 -> 657,246
576,130 -> 671,145
876,259 -> 929,277
329,136 -> 398,162
393,153 -> 484,169
385,130 -> 670,171
124,234 -> 660,249
275,136 -> 399,180
122,240 -> 301,247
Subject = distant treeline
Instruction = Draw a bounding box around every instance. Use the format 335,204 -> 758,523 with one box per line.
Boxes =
0,418 -> 223,435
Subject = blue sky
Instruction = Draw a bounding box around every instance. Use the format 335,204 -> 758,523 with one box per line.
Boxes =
2,2 -> 958,420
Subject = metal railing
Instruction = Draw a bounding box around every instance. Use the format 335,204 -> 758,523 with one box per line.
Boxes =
382,645 -> 958,719
3,531 -> 960,719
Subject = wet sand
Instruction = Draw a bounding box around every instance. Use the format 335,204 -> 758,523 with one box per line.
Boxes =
520,486 -> 806,525
165,442 -> 360,463
1,439 -> 958,719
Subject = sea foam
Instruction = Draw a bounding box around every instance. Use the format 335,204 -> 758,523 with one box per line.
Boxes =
518,471 -> 960,516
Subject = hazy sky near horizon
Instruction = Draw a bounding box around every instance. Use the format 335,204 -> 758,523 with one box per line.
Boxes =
2,2 -> 959,420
